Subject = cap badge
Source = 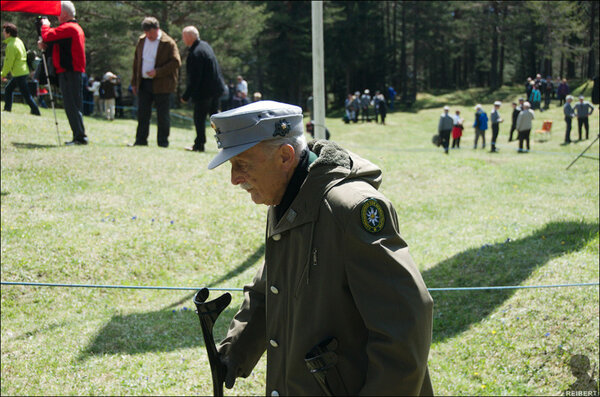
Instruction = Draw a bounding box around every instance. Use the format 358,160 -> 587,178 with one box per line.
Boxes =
273,119 -> 291,137
360,198 -> 385,233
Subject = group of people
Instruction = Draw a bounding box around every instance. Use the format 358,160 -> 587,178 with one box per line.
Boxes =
437,93 -> 595,155
524,74 -> 573,112
344,89 -> 387,125
84,72 -> 122,120
1,1 -> 244,151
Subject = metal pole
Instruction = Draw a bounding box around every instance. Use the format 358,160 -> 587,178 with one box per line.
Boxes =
40,47 -> 61,146
566,134 -> 599,169
311,1 -> 326,140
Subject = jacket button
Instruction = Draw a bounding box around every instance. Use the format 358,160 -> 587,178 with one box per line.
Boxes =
270,285 -> 279,295
272,234 -> 281,241
269,339 -> 279,348
271,391 -> 280,397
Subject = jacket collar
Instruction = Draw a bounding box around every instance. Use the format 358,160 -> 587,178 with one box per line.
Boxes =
267,140 -> 381,237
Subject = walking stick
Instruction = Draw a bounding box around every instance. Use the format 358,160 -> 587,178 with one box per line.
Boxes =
39,44 -> 61,146
193,288 -> 231,396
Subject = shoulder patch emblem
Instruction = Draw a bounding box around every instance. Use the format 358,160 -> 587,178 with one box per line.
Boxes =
360,198 -> 385,233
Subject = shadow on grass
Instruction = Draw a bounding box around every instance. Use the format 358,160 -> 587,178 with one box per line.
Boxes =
424,220 -> 598,343
79,244 -> 264,359
77,305 -> 238,360
79,221 -> 597,358
162,243 -> 265,310
11,142 -> 59,149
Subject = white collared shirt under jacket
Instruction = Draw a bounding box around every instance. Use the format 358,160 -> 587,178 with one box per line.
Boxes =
142,30 -> 162,78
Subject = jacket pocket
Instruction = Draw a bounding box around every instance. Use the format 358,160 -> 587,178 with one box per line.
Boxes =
294,248 -> 317,298
304,337 -> 349,396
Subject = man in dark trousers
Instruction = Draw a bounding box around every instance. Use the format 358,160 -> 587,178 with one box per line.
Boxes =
508,98 -> 523,142
563,95 -> 575,144
129,17 -> 181,148
574,95 -> 595,141
38,1 -> 87,145
180,25 -> 224,152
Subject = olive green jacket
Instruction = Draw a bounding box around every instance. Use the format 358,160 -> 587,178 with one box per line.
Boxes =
131,30 -> 181,94
219,140 -> 434,396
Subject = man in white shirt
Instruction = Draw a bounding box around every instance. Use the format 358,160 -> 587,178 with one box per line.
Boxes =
235,75 -> 248,106
129,17 -> 181,148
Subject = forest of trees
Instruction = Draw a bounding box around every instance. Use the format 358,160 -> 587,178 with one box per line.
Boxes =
2,1 -> 598,110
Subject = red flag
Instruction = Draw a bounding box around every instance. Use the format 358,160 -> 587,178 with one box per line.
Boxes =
0,1 -> 61,16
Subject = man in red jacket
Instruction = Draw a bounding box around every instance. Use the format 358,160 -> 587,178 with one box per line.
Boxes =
38,1 -> 87,145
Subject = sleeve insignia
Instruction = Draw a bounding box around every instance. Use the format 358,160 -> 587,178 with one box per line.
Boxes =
360,198 -> 385,233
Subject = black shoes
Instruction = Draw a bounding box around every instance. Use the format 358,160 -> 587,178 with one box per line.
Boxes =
185,145 -> 205,152
127,142 -> 147,147
65,138 -> 88,146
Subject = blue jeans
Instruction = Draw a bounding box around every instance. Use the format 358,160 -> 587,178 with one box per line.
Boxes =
3,75 -> 40,115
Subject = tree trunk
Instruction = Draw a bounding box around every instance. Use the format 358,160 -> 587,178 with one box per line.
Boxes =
567,34 -> 576,79
587,1 -> 597,78
392,2 -> 397,87
400,2 -> 407,101
411,11 -> 418,104
490,3 -> 499,88
499,41 -> 504,86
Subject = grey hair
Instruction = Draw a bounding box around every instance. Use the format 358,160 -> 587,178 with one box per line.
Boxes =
182,26 -> 199,39
261,134 -> 307,159
62,1 -> 76,18
142,17 -> 160,31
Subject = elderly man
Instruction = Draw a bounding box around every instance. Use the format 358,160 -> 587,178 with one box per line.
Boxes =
209,100 -> 434,396
516,101 -> 535,153
38,1 -> 86,145
574,95 -> 594,141
180,26 -> 224,152
438,105 -> 453,154
563,95 -> 575,144
129,17 -> 180,148
490,101 -> 503,153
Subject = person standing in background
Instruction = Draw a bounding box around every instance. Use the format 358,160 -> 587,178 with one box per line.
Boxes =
490,101 -> 503,153
508,99 -> 523,142
562,95 -> 575,145
2,22 -> 41,116
438,106 -> 453,154
129,16 -> 181,148
516,101 -> 535,153
451,110 -> 463,149
180,25 -> 225,152
473,104 -> 488,149
574,95 -> 594,141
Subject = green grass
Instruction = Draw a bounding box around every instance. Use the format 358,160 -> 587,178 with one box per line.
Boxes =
1,91 -> 598,396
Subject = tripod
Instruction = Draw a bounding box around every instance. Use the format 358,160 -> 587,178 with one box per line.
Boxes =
566,134 -> 600,170
39,43 -> 61,146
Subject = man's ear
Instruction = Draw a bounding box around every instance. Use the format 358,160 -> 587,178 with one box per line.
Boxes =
278,144 -> 296,170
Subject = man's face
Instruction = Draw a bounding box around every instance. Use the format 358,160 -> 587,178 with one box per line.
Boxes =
58,10 -> 70,24
145,28 -> 159,41
229,143 -> 290,206
182,32 -> 194,47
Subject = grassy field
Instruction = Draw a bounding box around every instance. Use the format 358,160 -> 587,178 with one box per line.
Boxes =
1,90 -> 599,396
